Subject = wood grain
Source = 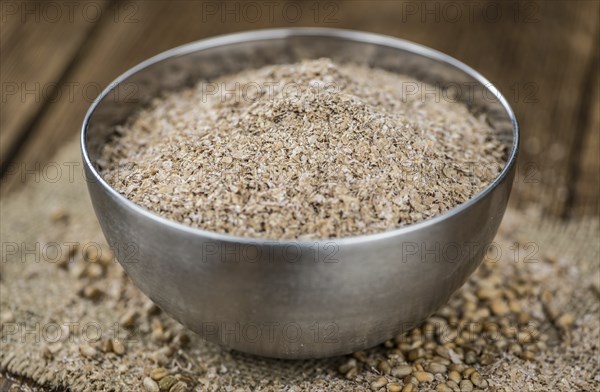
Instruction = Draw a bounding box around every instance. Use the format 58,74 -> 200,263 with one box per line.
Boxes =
502,0 -> 599,218
0,0 -> 25,50
0,0 -> 109,170
572,50 -> 600,218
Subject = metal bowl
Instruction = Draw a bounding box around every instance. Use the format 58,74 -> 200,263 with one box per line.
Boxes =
81,28 -> 519,359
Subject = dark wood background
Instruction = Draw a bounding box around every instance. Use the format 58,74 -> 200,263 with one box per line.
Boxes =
0,0 -> 598,388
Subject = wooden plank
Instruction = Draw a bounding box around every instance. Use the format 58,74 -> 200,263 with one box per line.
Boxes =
0,0 -> 26,50
0,0 -> 109,169
572,53 -> 599,218
501,0 -> 599,218
2,0 -> 599,219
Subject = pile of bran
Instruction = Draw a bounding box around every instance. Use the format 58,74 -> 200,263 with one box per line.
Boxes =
100,59 -> 506,239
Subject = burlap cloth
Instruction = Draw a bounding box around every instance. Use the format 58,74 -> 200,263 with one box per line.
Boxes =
1,138 -> 598,391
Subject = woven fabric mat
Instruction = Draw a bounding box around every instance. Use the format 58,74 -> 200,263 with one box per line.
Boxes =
1,138 -> 599,392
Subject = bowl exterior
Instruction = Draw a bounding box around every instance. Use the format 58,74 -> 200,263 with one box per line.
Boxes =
84,161 -> 514,358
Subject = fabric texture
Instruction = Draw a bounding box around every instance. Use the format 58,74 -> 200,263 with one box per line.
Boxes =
1,138 -> 598,391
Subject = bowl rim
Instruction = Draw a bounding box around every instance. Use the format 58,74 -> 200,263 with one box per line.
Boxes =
81,27 -> 520,246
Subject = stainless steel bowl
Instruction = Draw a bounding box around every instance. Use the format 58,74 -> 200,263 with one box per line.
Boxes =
81,28 -> 519,359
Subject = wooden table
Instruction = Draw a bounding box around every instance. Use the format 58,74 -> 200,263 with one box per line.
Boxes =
1,0 -> 598,390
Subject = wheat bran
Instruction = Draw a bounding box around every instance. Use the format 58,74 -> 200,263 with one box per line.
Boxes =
100,58 -> 506,239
